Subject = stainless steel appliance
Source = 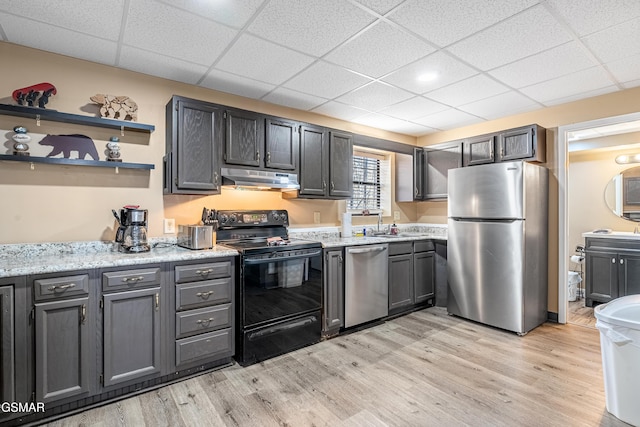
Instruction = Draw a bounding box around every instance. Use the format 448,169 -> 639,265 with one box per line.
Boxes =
112,206 -> 150,253
447,161 -> 548,334
177,225 -> 213,250
216,209 -> 322,366
345,244 -> 389,328
221,167 -> 300,190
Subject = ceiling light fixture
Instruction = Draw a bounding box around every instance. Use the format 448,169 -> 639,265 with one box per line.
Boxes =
615,154 -> 640,164
417,72 -> 438,82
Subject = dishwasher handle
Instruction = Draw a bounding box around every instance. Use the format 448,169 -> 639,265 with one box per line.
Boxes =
347,246 -> 387,254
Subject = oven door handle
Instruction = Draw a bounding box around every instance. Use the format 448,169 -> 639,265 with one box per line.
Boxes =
247,315 -> 318,341
243,250 -> 322,265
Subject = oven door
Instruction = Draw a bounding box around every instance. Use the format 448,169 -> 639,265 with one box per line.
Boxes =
241,248 -> 322,328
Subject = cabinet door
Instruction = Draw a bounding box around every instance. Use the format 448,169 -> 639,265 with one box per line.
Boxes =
35,297 -> 91,403
463,134 -> 496,166
329,131 -> 353,198
498,126 -> 535,162
425,142 -> 462,199
265,118 -> 297,170
1,286 -> 14,403
413,148 -> 425,200
414,251 -> 435,303
323,249 -> 344,335
175,99 -> 222,193
619,253 -> 640,296
299,125 -> 327,197
388,254 -> 414,312
103,287 -> 161,387
225,109 -> 262,167
585,250 -> 618,306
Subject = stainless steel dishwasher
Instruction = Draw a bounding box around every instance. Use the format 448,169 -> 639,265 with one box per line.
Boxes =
345,244 -> 389,328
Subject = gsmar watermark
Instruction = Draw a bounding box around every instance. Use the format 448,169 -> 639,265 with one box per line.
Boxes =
1,402 -> 46,413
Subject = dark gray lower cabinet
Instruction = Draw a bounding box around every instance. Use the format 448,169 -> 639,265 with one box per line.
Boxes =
388,241 -> 435,315
414,251 -> 435,304
323,249 -> 344,337
102,286 -> 161,387
1,285 -> 15,403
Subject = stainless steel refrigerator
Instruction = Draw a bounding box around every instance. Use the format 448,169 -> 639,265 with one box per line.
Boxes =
447,161 -> 548,334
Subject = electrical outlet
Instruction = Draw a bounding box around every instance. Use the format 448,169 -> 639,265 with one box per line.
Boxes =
313,212 -> 321,224
164,218 -> 175,234
394,211 -> 401,221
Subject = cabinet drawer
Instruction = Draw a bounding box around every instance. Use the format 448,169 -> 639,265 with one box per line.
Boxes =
102,267 -> 161,292
175,328 -> 233,367
176,278 -> 232,310
414,240 -> 435,253
175,261 -> 232,284
176,303 -> 232,339
34,274 -> 89,301
388,242 -> 413,256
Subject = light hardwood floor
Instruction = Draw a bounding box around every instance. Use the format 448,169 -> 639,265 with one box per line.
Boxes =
46,307 -> 624,427
568,299 -> 597,329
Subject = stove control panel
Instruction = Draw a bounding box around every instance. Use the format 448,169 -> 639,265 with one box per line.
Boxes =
217,210 -> 289,227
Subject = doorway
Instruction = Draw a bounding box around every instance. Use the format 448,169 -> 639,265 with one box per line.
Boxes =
558,112 -> 640,327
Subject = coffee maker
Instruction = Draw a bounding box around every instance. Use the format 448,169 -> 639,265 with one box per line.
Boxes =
112,206 -> 150,253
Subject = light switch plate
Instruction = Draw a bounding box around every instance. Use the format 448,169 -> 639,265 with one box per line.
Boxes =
313,212 -> 321,224
393,211 -> 401,220
164,218 -> 175,234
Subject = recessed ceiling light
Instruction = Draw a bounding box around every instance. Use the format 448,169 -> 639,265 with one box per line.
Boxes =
417,72 -> 438,82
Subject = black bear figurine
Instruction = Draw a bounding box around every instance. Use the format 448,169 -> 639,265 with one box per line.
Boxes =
39,134 -> 100,161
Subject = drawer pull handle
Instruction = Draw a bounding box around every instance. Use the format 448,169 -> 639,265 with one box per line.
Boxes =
197,317 -> 214,325
196,269 -> 214,276
155,293 -> 159,311
48,283 -> 76,291
122,276 -> 145,283
196,291 -> 214,299
81,304 -> 87,324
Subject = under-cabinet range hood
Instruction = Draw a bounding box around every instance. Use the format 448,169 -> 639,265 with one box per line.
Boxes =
221,167 -> 300,190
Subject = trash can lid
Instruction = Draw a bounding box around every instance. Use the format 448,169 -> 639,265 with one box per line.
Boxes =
594,295 -> 640,329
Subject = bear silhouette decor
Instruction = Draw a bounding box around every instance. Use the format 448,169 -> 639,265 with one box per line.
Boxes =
39,134 -> 100,161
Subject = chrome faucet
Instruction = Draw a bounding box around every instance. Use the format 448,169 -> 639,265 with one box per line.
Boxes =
377,212 -> 383,232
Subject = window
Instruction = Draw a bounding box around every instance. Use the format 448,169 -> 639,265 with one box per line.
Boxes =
348,148 -> 391,215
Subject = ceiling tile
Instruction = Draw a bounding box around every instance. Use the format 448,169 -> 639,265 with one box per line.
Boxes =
119,46 -> 209,85
124,0 -> 238,65
351,0 -> 405,15
247,0 -> 375,57
488,42 -> 598,88
282,61 -> 372,99
546,0 -> 640,37
261,87 -> 328,111
622,79 -> 640,89
0,12 -> 118,65
413,108 -> 484,130
457,91 -> 539,120
605,54 -> 640,86
216,34 -> 316,85
311,101 -> 371,121
388,0 -> 537,47
541,85 -> 619,106
447,5 -> 572,71
200,69 -> 276,99
582,17 -> 640,63
382,51 -> 478,94
353,112 -> 435,135
334,81 -> 414,111
519,67 -> 617,104
324,21 -> 435,78
426,75 -> 510,107
160,0 -> 265,28
378,96 -> 448,120
0,0 -> 124,40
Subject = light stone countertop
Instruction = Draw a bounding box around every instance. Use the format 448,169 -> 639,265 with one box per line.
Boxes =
582,231 -> 640,240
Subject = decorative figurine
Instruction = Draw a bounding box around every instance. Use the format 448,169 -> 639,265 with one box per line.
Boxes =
39,134 -> 100,161
11,126 -> 31,156
90,94 -> 138,121
106,136 -> 122,162
12,82 -> 57,108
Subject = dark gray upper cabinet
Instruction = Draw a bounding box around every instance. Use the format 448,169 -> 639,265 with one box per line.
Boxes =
323,249 -> 344,337
299,125 -> 327,197
165,96 -> 223,195
265,118 -> 297,170
498,125 -> 545,163
424,141 -> 462,200
224,109 -> 263,168
328,131 -> 353,198
463,134 -> 496,166
413,147 -> 425,200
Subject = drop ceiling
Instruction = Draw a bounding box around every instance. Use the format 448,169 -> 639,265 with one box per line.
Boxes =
1,0 -> 639,136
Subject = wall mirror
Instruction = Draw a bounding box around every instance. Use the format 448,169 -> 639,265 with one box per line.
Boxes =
604,165 -> 640,221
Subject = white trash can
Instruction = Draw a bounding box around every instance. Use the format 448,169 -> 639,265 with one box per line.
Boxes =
568,272 -> 581,302
594,295 -> 640,426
